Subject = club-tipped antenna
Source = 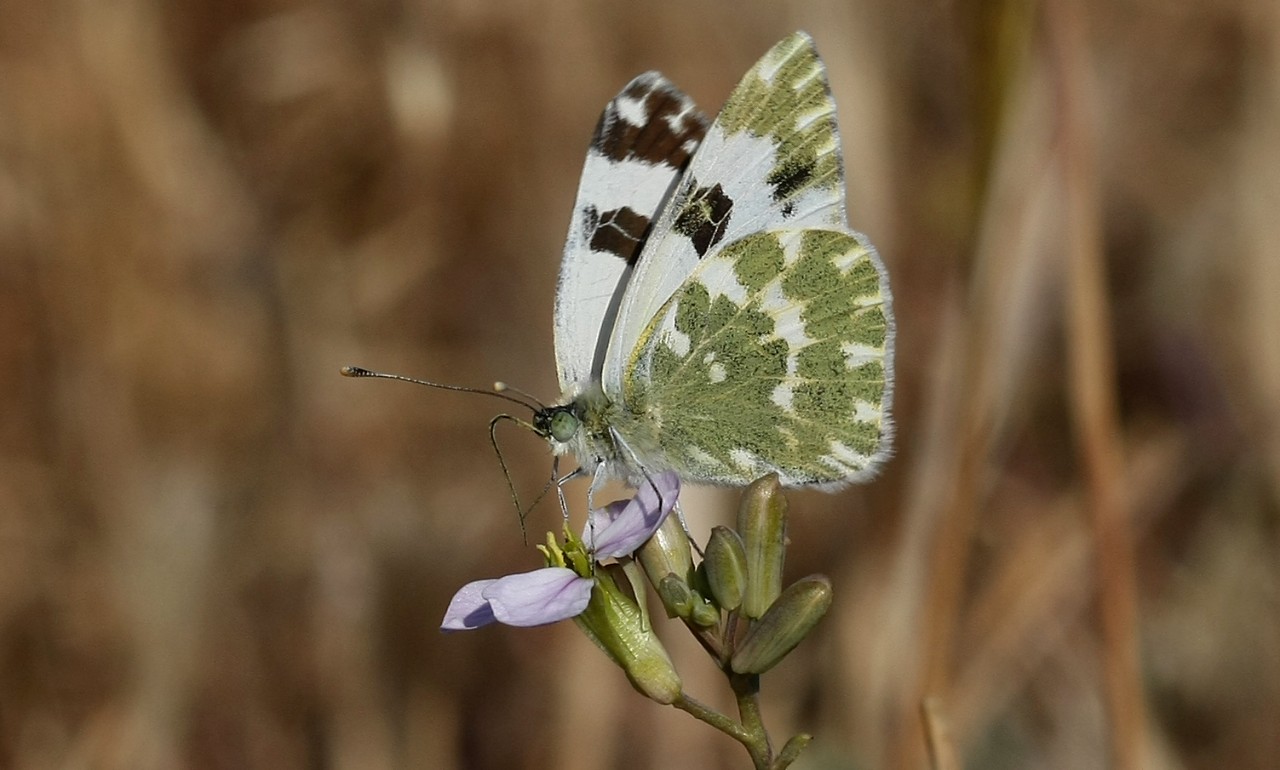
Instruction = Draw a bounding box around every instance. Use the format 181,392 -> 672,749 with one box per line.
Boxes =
493,382 -> 548,410
345,364 -> 564,533
341,365 -> 541,412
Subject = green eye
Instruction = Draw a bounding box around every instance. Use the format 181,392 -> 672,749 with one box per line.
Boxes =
548,410 -> 579,442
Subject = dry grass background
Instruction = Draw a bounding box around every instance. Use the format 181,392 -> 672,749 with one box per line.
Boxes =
1,0 -> 1278,768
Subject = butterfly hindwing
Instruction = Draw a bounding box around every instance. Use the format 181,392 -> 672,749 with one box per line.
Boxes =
554,73 -> 709,396
616,228 -> 893,485
604,32 -> 850,394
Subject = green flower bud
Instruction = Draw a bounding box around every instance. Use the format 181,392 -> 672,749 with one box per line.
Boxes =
703,526 -> 747,611
730,575 -> 832,675
737,474 -> 788,619
574,568 -> 683,704
637,513 -> 696,588
688,597 -> 721,628
693,560 -> 712,600
656,573 -> 695,618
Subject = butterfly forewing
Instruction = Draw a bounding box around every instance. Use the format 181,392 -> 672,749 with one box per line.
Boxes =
554,73 -> 709,395
617,228 -> 893,486
603,32 -> 851,394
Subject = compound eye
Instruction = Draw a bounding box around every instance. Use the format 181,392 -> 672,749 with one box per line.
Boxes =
548,410 -> 579,442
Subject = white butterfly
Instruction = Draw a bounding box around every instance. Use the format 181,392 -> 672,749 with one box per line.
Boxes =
344,33 -> 894,499
542,31 -> 895,495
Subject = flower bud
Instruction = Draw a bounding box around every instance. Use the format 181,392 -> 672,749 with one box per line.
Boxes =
693,561 -> 712,599
575,569 -> 683,704
637,513 -> 696,588
703,526 -> 747,611
688,596 -> 721,628
730,575 -> 832,675
656,574 -> 695,618
737,474 -> 788,619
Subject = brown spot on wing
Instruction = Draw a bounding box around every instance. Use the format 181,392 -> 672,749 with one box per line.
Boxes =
768,157 -> 816,204
593,76 -> 708,170
586,206 -> 653,265
673,182 -> 734,257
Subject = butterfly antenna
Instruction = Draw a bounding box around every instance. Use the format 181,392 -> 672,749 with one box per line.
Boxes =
341,365 -> 540,413
347,366 -> 562,537
493,382 -> 548,410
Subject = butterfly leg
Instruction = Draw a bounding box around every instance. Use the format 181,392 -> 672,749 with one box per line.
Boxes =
608,427 -> 675,513
586,461 -> 610,512
670,499 -> 702,556
554,460 -> 590,522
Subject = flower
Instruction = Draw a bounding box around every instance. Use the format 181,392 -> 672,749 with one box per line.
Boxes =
440,473 -> 685,702
581,472 -> 680,558
440,567 -> 593,630
440,472 -> 681,632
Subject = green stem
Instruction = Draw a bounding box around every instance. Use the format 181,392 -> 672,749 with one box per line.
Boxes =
672,693 -> 751,744
672,692 -> 776,769
775,734 -> 814,769
672,662 -> 812,769
730,671 -> 773,767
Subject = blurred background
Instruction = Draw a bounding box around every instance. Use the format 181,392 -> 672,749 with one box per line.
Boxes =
2,0 -> 1277,768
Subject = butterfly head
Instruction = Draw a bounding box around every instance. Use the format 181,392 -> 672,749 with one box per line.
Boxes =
534,404 -> 581,444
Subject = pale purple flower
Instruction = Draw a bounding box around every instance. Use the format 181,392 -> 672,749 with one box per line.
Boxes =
440,472 -> 681,632
582,472 -> 681,558
441,568 -> 591,630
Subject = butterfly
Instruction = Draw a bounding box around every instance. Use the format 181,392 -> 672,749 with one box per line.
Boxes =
539,31 -> 895,495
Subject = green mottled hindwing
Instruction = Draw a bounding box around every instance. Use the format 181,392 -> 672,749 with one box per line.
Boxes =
615,228 -> 893,486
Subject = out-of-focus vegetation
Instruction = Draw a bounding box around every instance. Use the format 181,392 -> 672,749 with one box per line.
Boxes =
1,1 -> 1276,768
